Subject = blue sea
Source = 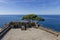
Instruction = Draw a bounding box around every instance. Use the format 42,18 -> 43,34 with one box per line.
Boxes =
0,15 -> 60,32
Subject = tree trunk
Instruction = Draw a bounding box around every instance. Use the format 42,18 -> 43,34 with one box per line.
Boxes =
35,22 -> 39,28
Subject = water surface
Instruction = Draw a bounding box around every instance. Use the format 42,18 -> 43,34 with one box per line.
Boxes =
0,15 -> 60,32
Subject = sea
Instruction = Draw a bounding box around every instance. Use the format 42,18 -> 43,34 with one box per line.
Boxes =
0,15 -> 60,32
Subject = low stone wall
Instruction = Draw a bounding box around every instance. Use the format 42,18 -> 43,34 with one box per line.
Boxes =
38,26 -> 59,36
0,25 -> 11,40
0,22 -> 60,40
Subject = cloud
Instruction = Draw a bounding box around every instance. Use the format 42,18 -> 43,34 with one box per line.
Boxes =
0,0 -> 8,3
11,0 -> 36,2
0,0 -> 60,9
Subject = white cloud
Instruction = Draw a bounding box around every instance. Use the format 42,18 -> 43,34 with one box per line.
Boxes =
0,0 -> 8,4
0,0 -> 6,3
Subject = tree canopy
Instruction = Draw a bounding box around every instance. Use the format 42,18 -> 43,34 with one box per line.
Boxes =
22,14 -> 45,21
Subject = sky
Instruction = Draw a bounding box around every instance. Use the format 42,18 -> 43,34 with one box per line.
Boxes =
0,0 -> 60,15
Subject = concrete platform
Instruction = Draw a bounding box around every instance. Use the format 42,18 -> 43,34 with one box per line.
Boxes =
1,28 -> 57,40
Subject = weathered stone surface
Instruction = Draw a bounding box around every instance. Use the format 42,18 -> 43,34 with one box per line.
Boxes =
2,28 -> 57,40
